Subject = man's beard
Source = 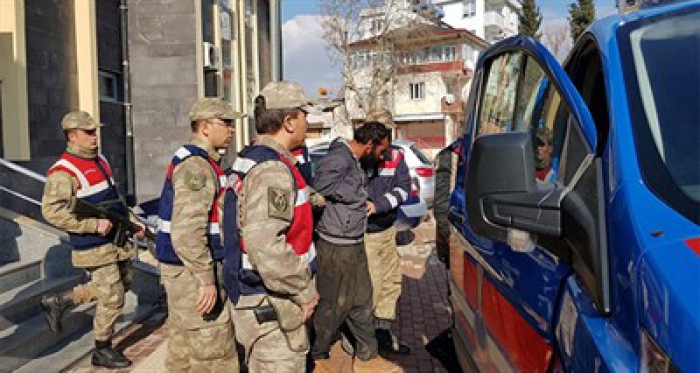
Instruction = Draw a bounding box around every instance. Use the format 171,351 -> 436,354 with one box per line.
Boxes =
360,152 -> 381,171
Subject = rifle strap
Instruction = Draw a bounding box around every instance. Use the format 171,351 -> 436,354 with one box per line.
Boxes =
94,157 -> 141,223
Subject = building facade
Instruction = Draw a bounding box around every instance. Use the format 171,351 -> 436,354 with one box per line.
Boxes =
0,0 -> 281,215
432,0 -> 520,44
344,0 -> 488,156
128,0 -> 282,201
1,0 -> 127,217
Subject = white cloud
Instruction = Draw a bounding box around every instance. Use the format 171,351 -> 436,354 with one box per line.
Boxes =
282,15 -> 343,97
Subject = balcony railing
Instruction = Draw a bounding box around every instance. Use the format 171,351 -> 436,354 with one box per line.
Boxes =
483,11 -> 517,36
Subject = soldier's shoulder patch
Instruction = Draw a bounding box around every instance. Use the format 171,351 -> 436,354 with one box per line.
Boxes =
184,171 -> 207,191
268,187 -> 292,220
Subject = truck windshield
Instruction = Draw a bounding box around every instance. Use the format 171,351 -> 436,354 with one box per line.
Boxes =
619,6 -> 700,224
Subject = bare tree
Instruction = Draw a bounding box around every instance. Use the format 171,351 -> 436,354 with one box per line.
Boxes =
319,0 -> 437,119
542,23 -> 571,62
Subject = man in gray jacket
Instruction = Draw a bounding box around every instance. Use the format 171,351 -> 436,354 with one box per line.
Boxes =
311,122 -> 399,373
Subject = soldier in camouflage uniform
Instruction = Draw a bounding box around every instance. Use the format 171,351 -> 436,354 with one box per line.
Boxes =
41,111 -> 144,368
155,98 -> 243,372
221,82 -> 319,372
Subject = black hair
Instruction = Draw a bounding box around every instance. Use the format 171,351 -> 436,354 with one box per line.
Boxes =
253,96 -> 302,135
354,121 -> 390,146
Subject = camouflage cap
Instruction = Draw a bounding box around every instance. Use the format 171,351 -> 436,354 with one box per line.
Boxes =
61,111 -> 102,131
188,98 -> 246,121
365,108 -> 394,128
258,81 -> 318,114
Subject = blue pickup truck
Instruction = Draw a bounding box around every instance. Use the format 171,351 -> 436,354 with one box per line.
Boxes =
448,1 -> 699,371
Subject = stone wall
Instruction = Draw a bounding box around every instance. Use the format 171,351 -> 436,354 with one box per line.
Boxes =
127,0 -> 202,202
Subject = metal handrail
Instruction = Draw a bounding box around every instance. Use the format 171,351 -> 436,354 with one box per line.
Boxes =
0,157 -> 47,183
0,157 -> 46,207
0,185 -> 42,206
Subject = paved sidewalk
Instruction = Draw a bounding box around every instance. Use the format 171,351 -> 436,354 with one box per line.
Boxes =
68,219 -> 454,372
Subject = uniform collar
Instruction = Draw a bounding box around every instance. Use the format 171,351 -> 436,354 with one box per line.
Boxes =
256,136 -> 296,165
189,136 -> 221,162
66,143 -> 98,159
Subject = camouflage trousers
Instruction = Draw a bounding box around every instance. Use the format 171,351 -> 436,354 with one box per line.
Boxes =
365,226 -> 402,320
162,267 -> 237,373
71,260 -> 133,342
231,296 -> 308,373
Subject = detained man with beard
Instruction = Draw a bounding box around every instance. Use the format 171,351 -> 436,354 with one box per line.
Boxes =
311,122 -> 401,373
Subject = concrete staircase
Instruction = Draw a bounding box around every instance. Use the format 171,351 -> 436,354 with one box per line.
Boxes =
0,207 -> 163,373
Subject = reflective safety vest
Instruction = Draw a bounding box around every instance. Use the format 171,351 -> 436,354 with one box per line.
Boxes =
222,145 -> 316,304
155,144 -> 226,265
47,153 -> 126,250
292,145 -> 312,185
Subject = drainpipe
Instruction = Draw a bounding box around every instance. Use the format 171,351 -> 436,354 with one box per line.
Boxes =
270,0 -> 282,80
120,0 -> 136,205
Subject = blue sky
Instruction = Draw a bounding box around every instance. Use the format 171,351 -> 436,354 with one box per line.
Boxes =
282,0 -> 617,22
281,0 -> 618,94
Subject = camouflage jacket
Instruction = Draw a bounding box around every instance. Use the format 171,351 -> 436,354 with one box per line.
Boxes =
160,137 -> 222,287
234,136 -> 317,306
41,144 -> 134,268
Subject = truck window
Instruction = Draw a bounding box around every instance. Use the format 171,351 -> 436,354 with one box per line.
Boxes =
477,52 -> 572,189
619,8 -> 700,224
478,52 -> 522,135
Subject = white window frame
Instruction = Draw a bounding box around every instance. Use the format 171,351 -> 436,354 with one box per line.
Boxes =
409,82 -> 425,100
462,0 -> 476,18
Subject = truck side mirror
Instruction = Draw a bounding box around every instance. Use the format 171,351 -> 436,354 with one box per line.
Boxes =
465,132 -> 562,244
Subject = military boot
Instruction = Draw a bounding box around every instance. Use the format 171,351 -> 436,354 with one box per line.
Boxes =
92,340 -> 131,369
40,292 -> 74,334
376,328 -> 411,355
353,355 -> 401,373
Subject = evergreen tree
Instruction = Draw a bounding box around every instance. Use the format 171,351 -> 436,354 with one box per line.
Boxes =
568,0 -> 596,42
518,0 -> 543,40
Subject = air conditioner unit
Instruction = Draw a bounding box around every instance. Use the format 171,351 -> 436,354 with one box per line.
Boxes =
203,42 -> 220,70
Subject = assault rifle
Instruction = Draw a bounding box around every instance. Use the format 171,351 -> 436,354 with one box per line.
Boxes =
71,197 -> 156,247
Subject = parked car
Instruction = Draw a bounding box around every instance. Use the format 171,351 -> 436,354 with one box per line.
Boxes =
391,140 -> 435,208
448,1 -> 700,372
308,140 -> 428,231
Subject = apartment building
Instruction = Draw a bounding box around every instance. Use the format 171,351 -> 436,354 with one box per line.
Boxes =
344,0 -> 488,155
433,0 -> 520,44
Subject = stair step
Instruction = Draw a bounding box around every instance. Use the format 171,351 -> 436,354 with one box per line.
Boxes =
0,301 -> 94,373
0,259 -> 42,294
0,274 -> 85,332
13,293 -> 159,373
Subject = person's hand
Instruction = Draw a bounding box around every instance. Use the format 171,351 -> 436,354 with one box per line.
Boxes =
97,219 -> 113,236
135,221 -> 146,239
301,293 -> 320,322
195,284 -> 218,314
366,201 -> 376,216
